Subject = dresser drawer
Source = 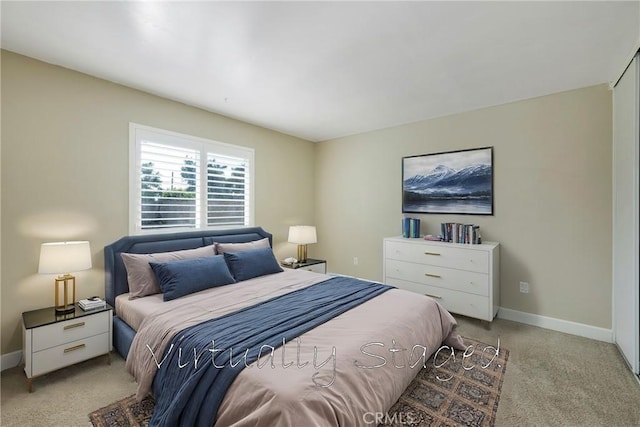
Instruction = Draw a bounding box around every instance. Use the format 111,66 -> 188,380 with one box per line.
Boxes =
31,332 -> 110,377
385,240 -> 489,273
385,259 -> 489,296
387,278 -> 491,320
31,311 -> 110,352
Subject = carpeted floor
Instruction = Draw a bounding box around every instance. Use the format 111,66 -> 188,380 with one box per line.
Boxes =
2,317 -> 640,426
88,337 -> 508,427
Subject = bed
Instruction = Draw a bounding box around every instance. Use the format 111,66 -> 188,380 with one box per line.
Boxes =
104,227 -> 464,426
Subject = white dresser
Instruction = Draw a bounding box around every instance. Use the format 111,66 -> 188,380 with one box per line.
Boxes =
383,237 -> 500,321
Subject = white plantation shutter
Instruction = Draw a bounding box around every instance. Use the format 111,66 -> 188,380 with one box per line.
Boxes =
139,142 -> 200,230
206,152 -> 251,226
130,123 -> 254,234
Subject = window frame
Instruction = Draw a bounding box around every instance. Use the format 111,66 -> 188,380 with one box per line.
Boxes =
129,123 -> 255,235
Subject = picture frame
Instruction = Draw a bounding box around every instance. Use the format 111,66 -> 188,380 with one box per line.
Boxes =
402,147 -> 493,215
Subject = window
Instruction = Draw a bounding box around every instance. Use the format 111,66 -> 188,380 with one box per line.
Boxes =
129,123 -> 254,234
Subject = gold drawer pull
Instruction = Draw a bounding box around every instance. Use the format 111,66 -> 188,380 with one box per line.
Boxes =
64,343 -> 86,353
424,252 -> 441,256
63,322 -> 85,330
425,293 -> 442,299
425,273 -> 441,278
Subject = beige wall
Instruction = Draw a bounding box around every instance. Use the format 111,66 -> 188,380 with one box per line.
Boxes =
0,51 -> 316,354
315,84 -> 613,329
0,49 -> 614,355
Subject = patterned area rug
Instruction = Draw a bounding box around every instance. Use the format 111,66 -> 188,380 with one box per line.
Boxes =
382,337 -> 508,426
89,337 -> 508,427
89,394 -> 154,427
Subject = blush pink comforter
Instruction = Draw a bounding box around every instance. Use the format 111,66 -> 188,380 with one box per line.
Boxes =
126,269 -> 464,426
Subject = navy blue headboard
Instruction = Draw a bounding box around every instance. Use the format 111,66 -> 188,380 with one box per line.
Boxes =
104,227 -> 273,307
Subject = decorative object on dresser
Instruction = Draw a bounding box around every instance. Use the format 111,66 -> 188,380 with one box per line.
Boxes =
441,222 -> 482,244
402,217 -> 421,238
281,258 -> 327,274
402,147 -> 493,215
383,237 -> 499,321
38,241 -> 92,313
22,304 -> 112,392
287,225 -> 317,262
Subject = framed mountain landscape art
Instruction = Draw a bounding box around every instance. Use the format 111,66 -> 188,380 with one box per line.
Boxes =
402,147 -> 493,215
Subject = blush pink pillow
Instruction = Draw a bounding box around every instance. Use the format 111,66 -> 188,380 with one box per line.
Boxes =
121,244 -> 216,299
215,238 -> 270,254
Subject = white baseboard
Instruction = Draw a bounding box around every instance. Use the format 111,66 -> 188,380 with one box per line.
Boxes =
497,307 -> 614,343
1,350 -> 22,372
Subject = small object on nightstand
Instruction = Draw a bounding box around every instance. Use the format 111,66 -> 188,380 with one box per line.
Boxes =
79,297 -> 106,311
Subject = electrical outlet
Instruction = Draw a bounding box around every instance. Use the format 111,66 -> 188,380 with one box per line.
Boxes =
519,281 -> 529,294
353,257 -> 359,266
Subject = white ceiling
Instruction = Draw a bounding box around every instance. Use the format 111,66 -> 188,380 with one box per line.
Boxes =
2,1 -> 639,142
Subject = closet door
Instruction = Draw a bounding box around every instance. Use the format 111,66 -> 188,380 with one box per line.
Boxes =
613,52 -> 639,375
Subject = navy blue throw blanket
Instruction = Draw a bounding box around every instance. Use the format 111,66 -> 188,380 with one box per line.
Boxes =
149,276 -> 393,426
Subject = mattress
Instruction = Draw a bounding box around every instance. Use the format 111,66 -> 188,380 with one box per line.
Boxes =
121,268 -> 327,328
115,293 -> 164,331
126,268 -> 463,426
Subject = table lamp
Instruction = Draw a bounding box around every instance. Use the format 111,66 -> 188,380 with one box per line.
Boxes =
38,241 -> 92,313
288,226 -> 317,263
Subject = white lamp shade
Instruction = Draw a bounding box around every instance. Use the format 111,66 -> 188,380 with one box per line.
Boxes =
288,226 -> 317,244
38,241 -> 92,274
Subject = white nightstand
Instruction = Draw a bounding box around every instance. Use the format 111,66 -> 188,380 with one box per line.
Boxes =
22,304 -> 112,392
282,258 -> 327,274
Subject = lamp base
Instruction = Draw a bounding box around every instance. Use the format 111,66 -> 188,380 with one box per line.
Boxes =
297,244 -> 309,263
54,274 -> 76,315
55,304 -> 75,314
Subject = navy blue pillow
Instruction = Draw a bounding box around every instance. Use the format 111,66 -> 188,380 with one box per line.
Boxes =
223,247 -> 284,282
149,255 -> 236,301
